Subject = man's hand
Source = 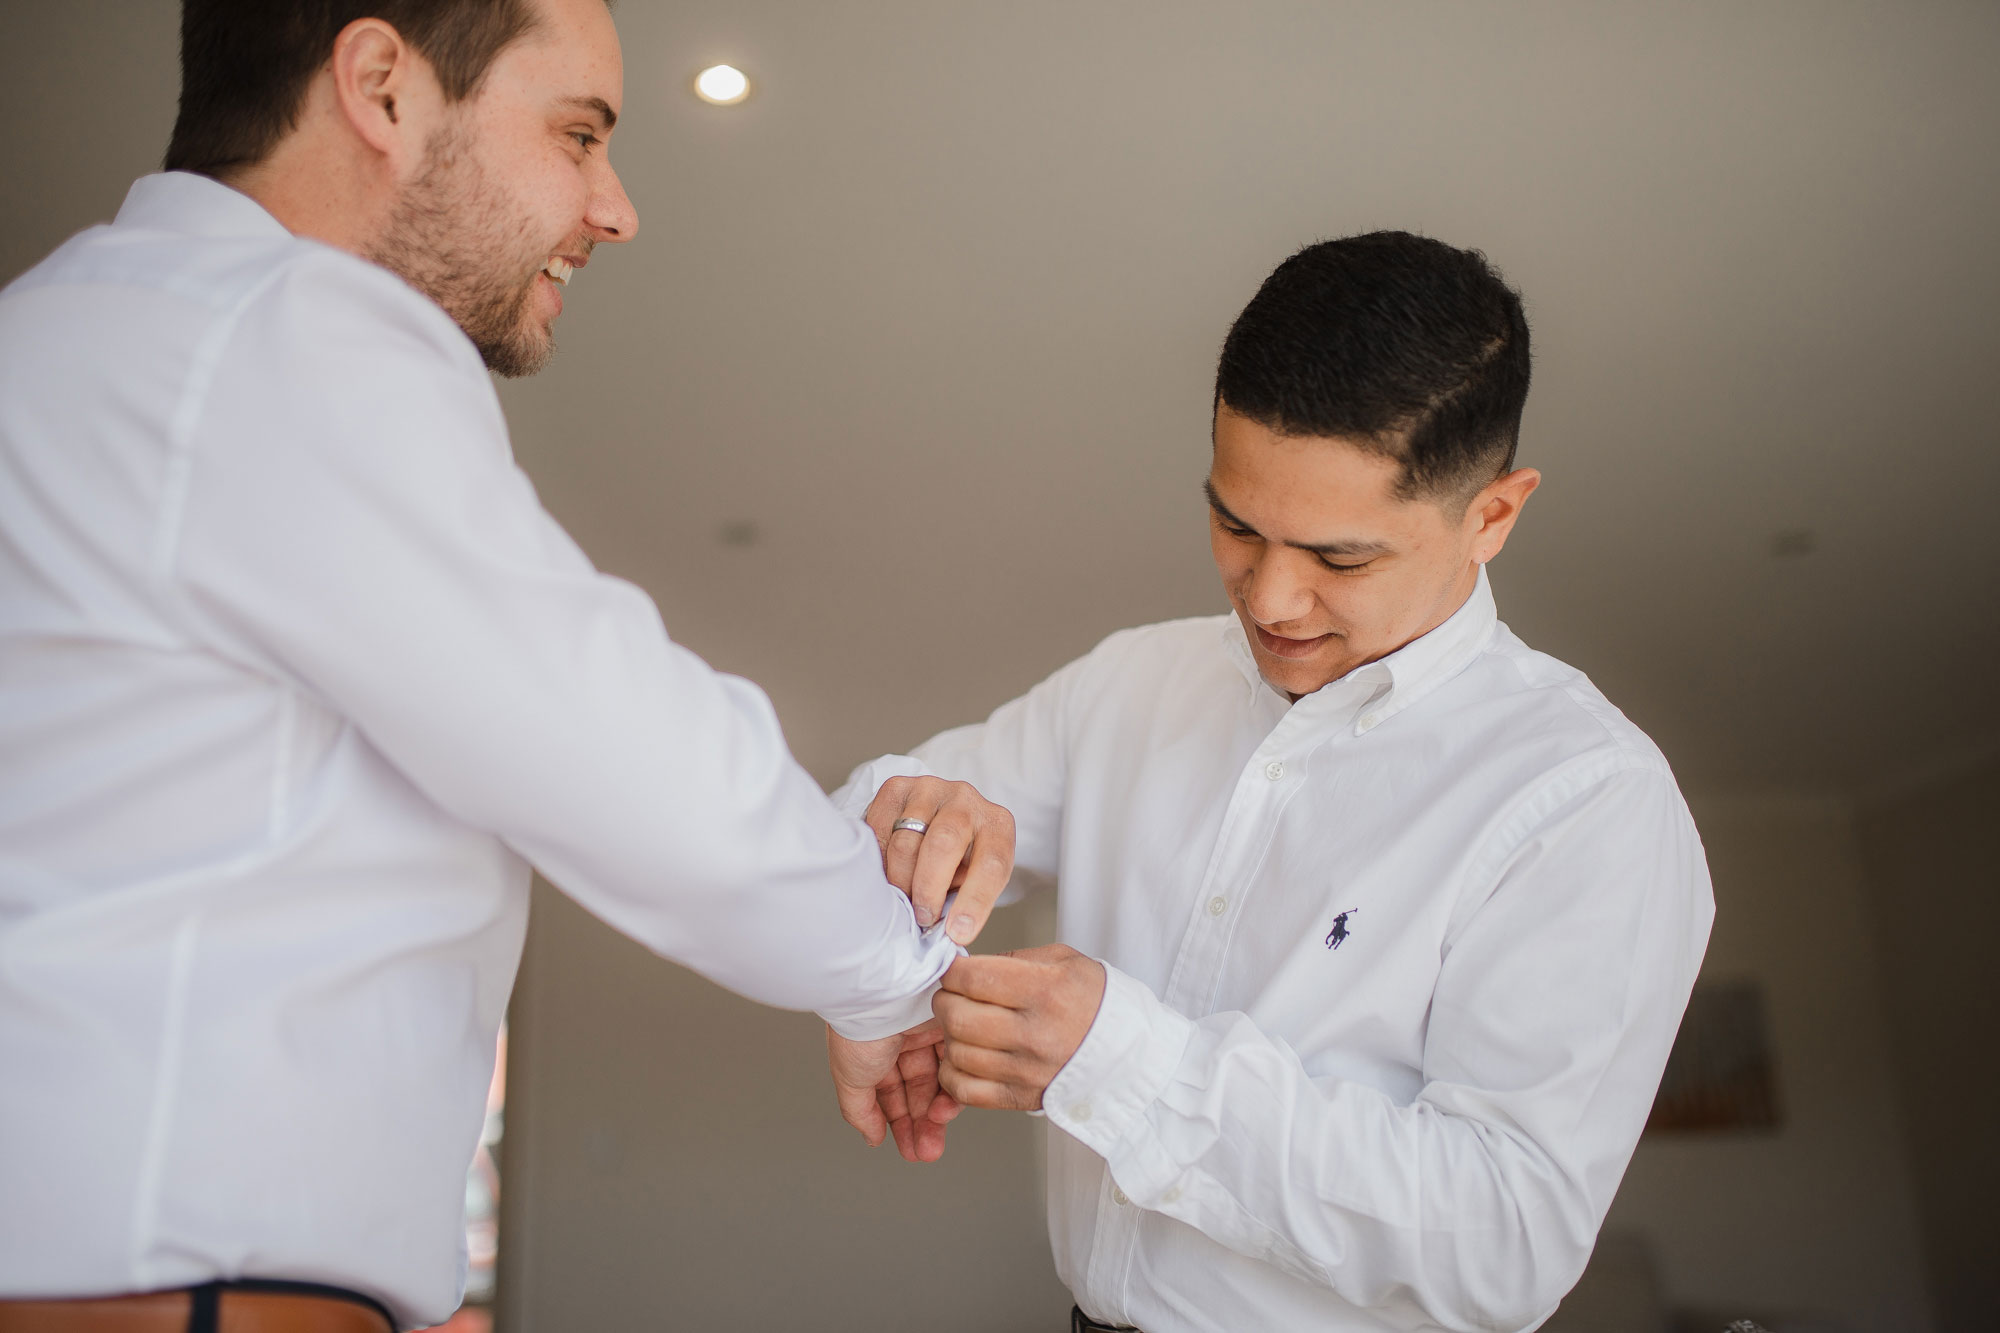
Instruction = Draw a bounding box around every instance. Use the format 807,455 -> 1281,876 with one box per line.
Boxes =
864,775 -> 1015,945
933,944 -> 1107,1112
827,1021 -> 963,1162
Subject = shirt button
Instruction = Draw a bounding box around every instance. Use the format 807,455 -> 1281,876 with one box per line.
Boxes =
1207,895 -> 1228,917
1069,1102 -> 1093,1122
1360,713 -> 1380,730
1162,1186 -> 1181,1204
1263,760 -> 1284,780
1112,1186 -> 1130,1206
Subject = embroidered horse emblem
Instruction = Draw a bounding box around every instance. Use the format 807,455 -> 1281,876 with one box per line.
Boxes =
1324,908 -> 1359,950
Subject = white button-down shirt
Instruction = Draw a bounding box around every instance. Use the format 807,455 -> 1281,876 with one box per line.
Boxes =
841,572 -> 1714,1332
0,173 -> 954,1326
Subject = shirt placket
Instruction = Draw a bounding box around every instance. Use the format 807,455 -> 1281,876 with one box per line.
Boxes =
1086,698 -> 1336,1322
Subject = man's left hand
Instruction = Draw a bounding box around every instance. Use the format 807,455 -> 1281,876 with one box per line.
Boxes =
932,944 -> 1107,1112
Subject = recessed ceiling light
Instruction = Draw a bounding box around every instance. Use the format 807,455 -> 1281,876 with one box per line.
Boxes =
694,64 -> 751,106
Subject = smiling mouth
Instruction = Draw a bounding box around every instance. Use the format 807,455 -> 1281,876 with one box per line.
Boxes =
543,256 -> 575,286
1254,625 -> 1335,659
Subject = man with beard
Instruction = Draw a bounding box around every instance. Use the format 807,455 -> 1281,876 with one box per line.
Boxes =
836,234 -> 1715,1332
0,1 -> 1005,1328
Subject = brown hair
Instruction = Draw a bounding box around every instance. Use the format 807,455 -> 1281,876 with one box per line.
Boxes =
163,0 -> 539,178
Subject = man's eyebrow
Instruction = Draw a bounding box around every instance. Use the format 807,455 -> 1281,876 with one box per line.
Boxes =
561,96 -> 618,130
1202,480 -> 1391,558
1203,480 -> 1250,530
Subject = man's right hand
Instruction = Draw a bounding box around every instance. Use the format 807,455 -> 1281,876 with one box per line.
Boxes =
828,1020 -> 962,1162
863,775 -> 1015,946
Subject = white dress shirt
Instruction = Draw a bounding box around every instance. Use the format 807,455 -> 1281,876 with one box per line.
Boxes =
839,571 -> 1714,1332
0,173 -> 955,1326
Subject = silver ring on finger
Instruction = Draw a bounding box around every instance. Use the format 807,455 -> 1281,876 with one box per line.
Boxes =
891,817 -> 929,836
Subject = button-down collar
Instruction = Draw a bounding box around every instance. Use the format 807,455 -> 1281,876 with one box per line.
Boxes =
1219,564 -> 1499,734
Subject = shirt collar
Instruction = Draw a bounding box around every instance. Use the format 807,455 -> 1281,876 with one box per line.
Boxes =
1220,565 -> 1500,733
114,172 -> 293,241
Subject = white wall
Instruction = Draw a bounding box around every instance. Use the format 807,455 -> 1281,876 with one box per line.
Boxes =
1855,756 -> 2000,1333
1602,796 -> 1933,1331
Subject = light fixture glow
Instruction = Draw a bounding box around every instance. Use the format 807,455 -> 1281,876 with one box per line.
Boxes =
694,64 -> 751,105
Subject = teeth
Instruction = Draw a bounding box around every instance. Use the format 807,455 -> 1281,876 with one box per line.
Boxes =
544,257 -> 573,286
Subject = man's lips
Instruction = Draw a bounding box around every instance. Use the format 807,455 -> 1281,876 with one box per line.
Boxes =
1254,624 -> 1336,659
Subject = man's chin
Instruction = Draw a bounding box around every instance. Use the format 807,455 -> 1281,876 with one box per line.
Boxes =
478,322 -> 555,378
1249,643 -> 1356,699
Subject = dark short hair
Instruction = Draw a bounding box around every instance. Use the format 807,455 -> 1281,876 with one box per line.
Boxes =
1215,231 -> 1532,503
164,0 -> 539,178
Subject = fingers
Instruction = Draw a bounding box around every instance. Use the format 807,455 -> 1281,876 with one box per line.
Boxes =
908,808 -> 975,932
861,776 -> 921,853
834,1074 -> 888,1148
861,776 -> 1016,939
874,1062 -> 911,1124
885,1107 -> 918,1161
940,1037 -> 1042,1091
933,988 -> 1022,1051
897,1040 -> 941,1122
879,791 -> 947,923
937,1052 -> 1038,1112
940,807 -> 1015,946
940,953 -> 1042,1006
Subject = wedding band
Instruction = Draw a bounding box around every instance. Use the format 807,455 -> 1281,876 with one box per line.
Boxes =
891,817 -> 929,836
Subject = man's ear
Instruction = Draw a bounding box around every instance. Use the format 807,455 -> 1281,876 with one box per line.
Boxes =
328,18 -> 422,162
1465,467 -> 1542,565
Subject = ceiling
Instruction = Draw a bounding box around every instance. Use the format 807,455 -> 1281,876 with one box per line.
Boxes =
7,0 -> 1997,799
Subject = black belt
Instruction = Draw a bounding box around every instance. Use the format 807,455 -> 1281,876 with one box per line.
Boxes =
1071,1306 -> 1138,1333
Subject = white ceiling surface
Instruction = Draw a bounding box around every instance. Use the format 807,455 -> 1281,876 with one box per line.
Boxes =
7,2 -> 1999,799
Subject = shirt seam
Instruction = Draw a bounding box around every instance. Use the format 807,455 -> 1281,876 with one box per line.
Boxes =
148,260 -> 303,583
128,914 -> 203,1287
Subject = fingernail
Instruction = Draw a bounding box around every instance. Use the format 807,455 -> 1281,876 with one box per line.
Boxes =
916,907 -> 937,928
947,914 -> 976,943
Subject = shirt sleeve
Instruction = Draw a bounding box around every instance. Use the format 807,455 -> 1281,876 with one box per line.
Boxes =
164,251 -> 954,1040
1041,763 -> 1714,1331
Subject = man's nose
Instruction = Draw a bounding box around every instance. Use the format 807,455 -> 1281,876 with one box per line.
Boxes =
1241,550 -> 1315,626
587,162 -> 639,244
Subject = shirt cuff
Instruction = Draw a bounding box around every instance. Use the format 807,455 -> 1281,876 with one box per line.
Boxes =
818,916 -> 965,1041
1042,962 -> 1195,1161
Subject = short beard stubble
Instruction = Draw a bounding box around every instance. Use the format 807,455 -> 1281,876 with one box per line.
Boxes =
367,119 -> 554,378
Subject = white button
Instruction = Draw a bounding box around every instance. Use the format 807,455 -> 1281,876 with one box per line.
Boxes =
1112,1186 -> 1129,1206
1069,1102 -> 1093,1122
1207,895 -> 1228,917
1263,760 -> 1284,780
1162,1186 -> 1181,1203
1360,713 -> 1380,730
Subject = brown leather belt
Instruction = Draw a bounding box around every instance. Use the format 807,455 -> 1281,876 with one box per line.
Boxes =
0,1283 -> 394,1333
1071,1307 -> 1138,1333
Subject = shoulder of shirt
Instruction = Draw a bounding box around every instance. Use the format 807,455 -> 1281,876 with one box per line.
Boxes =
1082,613 -> 1235,659
3,216 -> 481,376
1041,614 -> 1244,721
1467,622 -> 1677,785
1068,613 -> 1237,683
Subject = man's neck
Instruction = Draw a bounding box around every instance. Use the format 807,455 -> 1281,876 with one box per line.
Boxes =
219,119 -> 392,260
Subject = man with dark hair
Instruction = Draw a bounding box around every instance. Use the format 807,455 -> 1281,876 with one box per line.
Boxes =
0,1 -> 1006,1328
838,232 -> 1714,1331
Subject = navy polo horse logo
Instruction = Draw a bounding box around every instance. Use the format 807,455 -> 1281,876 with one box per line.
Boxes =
1324,908 -> 1358,950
